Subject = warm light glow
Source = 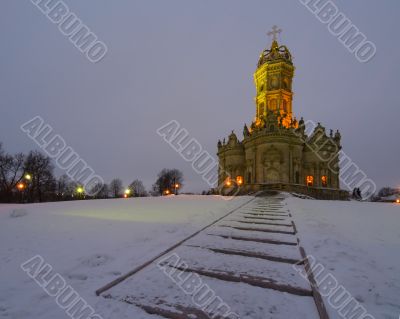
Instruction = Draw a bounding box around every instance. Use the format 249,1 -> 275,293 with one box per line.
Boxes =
165,190 -> 170,195
175,183 -> 179,188
25,174 -> 32,180
236,176 -> 243,185
76,187 -> 84,194
225,178 -> 232,187
396,199 -> 400,204
124,189 -> 131,195
306,176 -> 314,187
17,183 -> 25,190
124,194 -> 128,198
321,175 -> 327,187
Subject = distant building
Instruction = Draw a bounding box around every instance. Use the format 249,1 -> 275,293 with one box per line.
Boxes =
217,34 -> 347,199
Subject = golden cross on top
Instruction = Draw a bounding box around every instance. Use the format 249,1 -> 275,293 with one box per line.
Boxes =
267,25 -> 282,41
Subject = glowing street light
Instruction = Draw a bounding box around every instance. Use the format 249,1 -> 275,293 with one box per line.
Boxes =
17,182 -> 25,190
396,199 -> 400,204
76,187 -> 84,194
124,189 -> 131,195
165,189 -> 170,195
173,183 -> 180,195
24,174 -> 32,181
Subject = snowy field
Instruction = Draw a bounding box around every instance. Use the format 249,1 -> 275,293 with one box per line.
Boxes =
287,197 -> 400,319
0,195 -> 399,319
0,195 -> 250,319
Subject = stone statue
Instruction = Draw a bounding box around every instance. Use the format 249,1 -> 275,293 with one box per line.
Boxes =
243,124 -> 250,137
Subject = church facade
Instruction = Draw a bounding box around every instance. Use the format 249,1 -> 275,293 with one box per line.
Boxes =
217,36 -> 346,198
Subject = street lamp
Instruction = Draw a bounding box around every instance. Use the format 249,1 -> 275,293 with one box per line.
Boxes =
174,183 -> 179,195
124,189 -> 131,198
17,182 -> 25,203
24,174 -> 32,181
17,182 -> 25,190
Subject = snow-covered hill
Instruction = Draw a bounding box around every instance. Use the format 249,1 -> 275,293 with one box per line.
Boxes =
0,195 -> 398,318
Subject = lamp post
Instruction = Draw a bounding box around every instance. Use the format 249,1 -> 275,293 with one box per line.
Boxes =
17,182 -> 25,203
23,173 -> 32,202
76,186 -> 84,199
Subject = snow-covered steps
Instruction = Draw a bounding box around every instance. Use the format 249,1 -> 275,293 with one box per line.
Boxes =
239,211 -> 290,217
104,266 -> 319,319
97,195 -> 327,319
206,224 -> 298,244
183,233 -> 303,264
216,221 -> 296,235
238,214 -> 287,221
225,219 -> 292,227
165,246 -> 311,293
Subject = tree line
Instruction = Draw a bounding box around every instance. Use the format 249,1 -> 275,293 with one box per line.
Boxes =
0,143 -> 184,203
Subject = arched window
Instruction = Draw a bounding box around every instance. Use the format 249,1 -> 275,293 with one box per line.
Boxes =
283,100 -> 288,112
306,175 -> 314,187
270,99 -> 277,110
321,175 -> 328,187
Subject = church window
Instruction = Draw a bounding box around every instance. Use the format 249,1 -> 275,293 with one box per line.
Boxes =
270,99 -> 277,110
306,175 -> 314,187
283,100 -> 288,112
321,175 -> 328,187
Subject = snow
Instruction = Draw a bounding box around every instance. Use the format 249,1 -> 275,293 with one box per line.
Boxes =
98,196 -> 319,319
0,195 -> 250,319
286,197 -> 400,319
1,194 -> 399,319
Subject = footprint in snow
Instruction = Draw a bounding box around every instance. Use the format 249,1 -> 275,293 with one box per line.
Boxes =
9,209 -> 28,218
80,254 -> 113,267
67,274 -> 88,281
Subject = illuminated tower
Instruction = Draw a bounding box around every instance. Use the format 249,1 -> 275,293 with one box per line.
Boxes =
254,27 -> 295,128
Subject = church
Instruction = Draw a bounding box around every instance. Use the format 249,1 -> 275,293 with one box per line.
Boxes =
217,28 -> 347,199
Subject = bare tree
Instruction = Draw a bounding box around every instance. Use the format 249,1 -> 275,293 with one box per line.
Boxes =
24,151 -> 55,202
109,178 -> 123,198
152,169 -> 183,196
0,143 -> 26,202
128,179 -> 148,197
89,183 -> 109,199
56,174 -> 70,199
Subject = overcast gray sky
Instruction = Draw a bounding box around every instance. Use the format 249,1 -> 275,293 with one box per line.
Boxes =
0,0 -> 399,192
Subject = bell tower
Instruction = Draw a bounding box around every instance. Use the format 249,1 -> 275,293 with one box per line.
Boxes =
254,26 -> 295,128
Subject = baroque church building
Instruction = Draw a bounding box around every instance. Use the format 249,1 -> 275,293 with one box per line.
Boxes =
217,34 -> 346,199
